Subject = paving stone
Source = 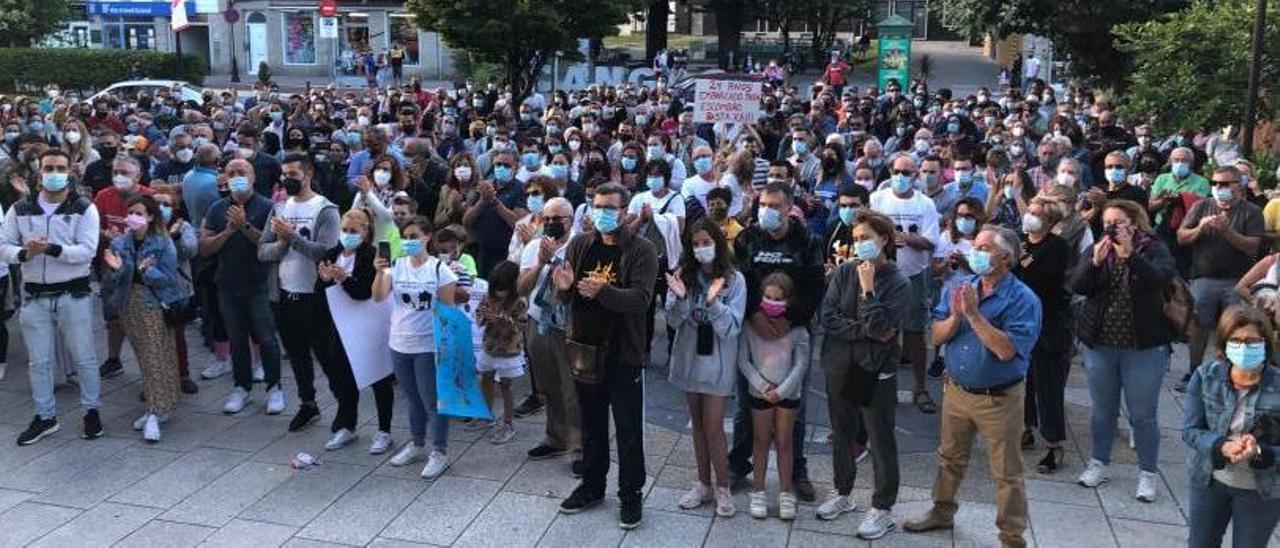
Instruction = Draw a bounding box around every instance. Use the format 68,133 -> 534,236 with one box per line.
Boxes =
504,454 -> 584,499
0,436 -> 134,492
0,501 -> 82,546
281,537 -> 352,548
0,486 -> 35,514
538,500 -> 627,548
1023,478 -> 1101,507
29,501 -> 161,548
240,461 -> 371,526
203,414 -> 292,453
643,486 -> 716,517
150,412 -> 240,452
1027,499 -> 1117,548
33,445 -> 181,508
115,519 -> 217,548
1095,470 -> 1186,525
161,460 -> 293,527
452,491 -> 561,548
295,474 -> 426,546
253,422 -> 392,468
619,508 -> 712,548
368,538 -> 437,548
1110,517 -> 1189,547
111,447 -> 250,508
788,529 -> 867,547
449,438 -> 531,482
382,475 -> 502,546
198,518 -> 297,548
704,510 -> 791,548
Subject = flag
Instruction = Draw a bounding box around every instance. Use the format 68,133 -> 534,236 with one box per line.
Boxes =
171,0 -> 190,32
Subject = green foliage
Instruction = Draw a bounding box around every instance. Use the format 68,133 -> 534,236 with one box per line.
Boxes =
1114,0 -> 1278,135
406,0 -> 641,99
449,50 -> 503,87
0,49 -> 205,93
0,0 -> 71,47
938,0 -> 1189,87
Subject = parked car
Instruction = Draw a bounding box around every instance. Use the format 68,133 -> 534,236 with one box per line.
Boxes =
87,80 -> 205,106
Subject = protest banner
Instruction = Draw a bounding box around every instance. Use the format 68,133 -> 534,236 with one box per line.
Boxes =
693,78 -> 763,124
325,285 -> 393,389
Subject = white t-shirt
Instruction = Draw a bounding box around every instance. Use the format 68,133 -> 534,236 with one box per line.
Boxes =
869,188 -> 940,277
335,251 -> 356,276
520,237 -> 568,324
681,173 -> 743,216
628,189 -> 686,220
276,195 -> 327,293
388,255 -> 459,354
464,278 -> 489,359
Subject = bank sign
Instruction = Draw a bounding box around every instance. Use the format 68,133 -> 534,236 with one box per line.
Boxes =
86,1 -> 197,17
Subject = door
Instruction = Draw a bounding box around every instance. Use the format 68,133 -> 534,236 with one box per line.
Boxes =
247,12 -> 268,75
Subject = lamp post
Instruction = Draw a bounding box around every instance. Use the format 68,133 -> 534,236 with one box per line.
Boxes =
1240,0 -> 1266,158
227,2 -> 241,83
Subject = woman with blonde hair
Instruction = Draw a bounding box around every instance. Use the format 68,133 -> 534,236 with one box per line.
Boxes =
58,119 -> 97,177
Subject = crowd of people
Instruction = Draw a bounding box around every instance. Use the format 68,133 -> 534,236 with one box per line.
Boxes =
1,71 -> 1280,546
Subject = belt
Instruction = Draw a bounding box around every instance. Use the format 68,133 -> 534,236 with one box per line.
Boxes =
947,376 -> 1023,396
279,290 -> 316,302
26,277 -> 91,296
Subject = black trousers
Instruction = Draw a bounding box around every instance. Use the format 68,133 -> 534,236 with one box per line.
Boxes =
575,361 -> 646,501
1024,346 -> 1071,443
273,292 -> 342,405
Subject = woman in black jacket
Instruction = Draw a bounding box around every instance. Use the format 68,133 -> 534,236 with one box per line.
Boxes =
316,208 -> 396,455
1071,199 -> 1176,503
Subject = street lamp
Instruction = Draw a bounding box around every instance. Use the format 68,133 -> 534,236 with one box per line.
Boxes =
228,1 -> 241,83
1240,0 -> 1266,157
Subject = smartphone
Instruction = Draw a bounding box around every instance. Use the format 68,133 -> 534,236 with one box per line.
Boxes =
378,241 -> 391,259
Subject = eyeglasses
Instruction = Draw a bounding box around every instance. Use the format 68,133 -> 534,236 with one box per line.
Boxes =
891,169 -> 913,176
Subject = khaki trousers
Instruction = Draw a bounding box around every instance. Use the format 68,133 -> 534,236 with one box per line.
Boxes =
525,323 -> 580,451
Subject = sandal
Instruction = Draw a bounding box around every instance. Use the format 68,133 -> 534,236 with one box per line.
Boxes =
1037,446 -> 1064,474
914,391 -> 937,414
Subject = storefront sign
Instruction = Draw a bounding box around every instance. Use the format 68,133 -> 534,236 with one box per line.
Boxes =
693,79 -> 763,124
318,16 -> 337,39
86,1 -> 197,17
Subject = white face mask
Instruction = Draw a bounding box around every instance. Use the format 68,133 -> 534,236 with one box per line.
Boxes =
373,169 -> 392,187
453,166 -> 473,182
357,115 -> 370,126
65,131 -> 81,144
237,147 -> 254,159
568,139 -> 582,151
175,148 -> 194,163
112,174 -> 134,191
1056,172 -> 1076,186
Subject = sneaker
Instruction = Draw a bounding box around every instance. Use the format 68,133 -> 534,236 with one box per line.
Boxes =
794,476 -> 816,503
1077,459 -> 1109,488
389,443 -> 426,466
420,450 -> 449,478
1136,470 -> 1159,502
714,486 -> 735,517
857,508 -> 896,540
527,444 -> 568,460
748,491 -> 768,519
512,393 -> 544,418
619,497 -> 642,530
560,484 -> 604,514
201,360 -> 231,380
369,431 -> 394,455
142,414 -> 161,443
571,458 -> 584,478
133,413 -> 167,430
779,491 -> 797,520
224,388 -> 251,414
902,507 -> 954,532
816,491 -> 856,520
82,410 -> 103,440
488,422 -> 516,444
266,386 -> 285,415
289,404 -> 320,432
324,428 -> 358,450
678,482 -> 710,510
16,415 -> 59,446
1174,373 -> 1192,393
99,357 -> 124,379
180,378 -> 199,394
252,364 -> 265,383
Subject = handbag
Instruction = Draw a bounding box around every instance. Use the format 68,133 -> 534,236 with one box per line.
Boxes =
565,338 -> 607,385
1163,276 -> 1200,343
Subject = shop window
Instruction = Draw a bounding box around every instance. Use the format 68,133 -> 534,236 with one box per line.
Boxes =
388,15 -> 419,65
283,11 -> 317,64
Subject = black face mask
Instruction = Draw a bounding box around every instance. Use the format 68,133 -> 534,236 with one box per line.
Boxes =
822,157 -> 839,170
218,189 -> 232,199
282,177 -> 303,196
98,146 -> 118,160
544,219 -> 566,240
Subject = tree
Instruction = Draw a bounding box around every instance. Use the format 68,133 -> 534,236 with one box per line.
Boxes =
938,0 -> 1189,87
406,0 -> 640,100
644,0 -> 669,63
1115,0 -> 1278,135
0,0 -> 70,47
702,0 -> 755,70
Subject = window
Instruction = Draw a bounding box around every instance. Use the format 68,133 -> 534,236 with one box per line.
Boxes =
283,11 -> 317,64
388,15 -> 419,65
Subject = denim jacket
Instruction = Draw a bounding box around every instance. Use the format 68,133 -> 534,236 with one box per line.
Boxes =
102,233 -> 182,315
1183,360 -> 1280,499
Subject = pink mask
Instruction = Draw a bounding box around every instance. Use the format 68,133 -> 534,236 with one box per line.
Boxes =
124,213 -> 148,231
760,298 -> 788,318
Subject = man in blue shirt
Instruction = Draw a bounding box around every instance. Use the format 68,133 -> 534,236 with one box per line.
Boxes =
934,155 -> 989,217
904,225 -> 1041,548
345,127 -> 407,188
182,144 -> 222,231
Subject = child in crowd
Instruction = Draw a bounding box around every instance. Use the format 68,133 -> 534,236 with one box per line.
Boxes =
475,261 -> 527,444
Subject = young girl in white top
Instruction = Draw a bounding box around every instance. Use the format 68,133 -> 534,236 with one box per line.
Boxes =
373,216 -> 460,479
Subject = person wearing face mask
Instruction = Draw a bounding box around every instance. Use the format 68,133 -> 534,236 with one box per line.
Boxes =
1176,167 -> 1266,393
57,120 -> 96,175
628,159 -> 686,351
80,130 -> 120,196
935,156 -> 988,216
1083,151 -> 1149,238
233,126 -> 283,198
818,210 -> 909,538
663,218 -> 745,518
152,133 -> 197,187
681,145 -> 742,221
507,177 -> 560,262
1150,146 -> 1211,228
463,149 -> 530,278
345,127 -> 407,188
905,225 -> 1041,546
933,198 -> 985,292
517,140 -> 553,183
824,184 -> 870,270
99,195 -> 182,443
85,99 -> 125,135
352,155 -> 412,247
153,189 -> 200,395
435,154 -> 478,228
1,149 -> 103,445
706,187 -> 744,243
1071,200 -> 1176,503
93,156 -> 153,379
1183,305 -> 1280,547
312,141 -> 354,214
258,154 -> 342,432
787,129 -> 821,187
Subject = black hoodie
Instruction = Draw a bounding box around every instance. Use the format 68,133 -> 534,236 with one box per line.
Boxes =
733,217 -> 825,329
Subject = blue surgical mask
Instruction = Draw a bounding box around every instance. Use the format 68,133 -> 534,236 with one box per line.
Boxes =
1226,341 -> 1267,371
646,176 -> 665,192
548,144 -> 563,155
966,249 -> 993,276
1106,168 -> 1127,184
550,164 -> 568,179
853,239 -> 880,261
526,195 -> 545,214
229,176 -> 252,195
1172,162 -> 1191,179
757,206 -> 784,232
792,141 -> 808,155
955,217 -> 977,236
647,146 -> 664,160
956,169 -> 973,187
269,111 -> 283,123
694,156 -> 713,174
621,157 -> 638,171
838,205 -> 858,226
339,232 -> 362,250
891,174 -> 912,193
521,152 -> 540,168
160,204 -> 173,222
1213,186 -> 1234,202
493,165 -> 514,182
41,172 -> 69,192
401,239 -> 424,257
947,122 -> 960,134
591,207 -> 620,233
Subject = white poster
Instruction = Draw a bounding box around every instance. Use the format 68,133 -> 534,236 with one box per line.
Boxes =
693,79 -> 763,124
325,285 -> 394,389
318,16 -> 337,39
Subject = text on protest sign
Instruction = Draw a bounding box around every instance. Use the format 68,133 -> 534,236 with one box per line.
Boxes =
694,79 -> 763,124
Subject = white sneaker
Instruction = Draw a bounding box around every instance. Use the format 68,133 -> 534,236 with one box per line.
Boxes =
817,491 -> 857,520
1136,470 -> 1159,502
779,491 -> 797,520
201,360 -> 231,380
420,450 -> 449,479
678,482 -> 710,510
252,364 -> 265,383
389,443 -> 426,467
749,491 -> 768,519
714,486 -> 735,517
857,508 -> 896,540
324,428 -> 358,451
1078,459 -> 1109,488
133,413 -> 168,430
265,386 -> 285,415
142,414 -> 161,443
223,387 -> 251,414
369,431 -> 394,455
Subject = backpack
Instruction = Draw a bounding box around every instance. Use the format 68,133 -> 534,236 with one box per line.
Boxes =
641,193 -> 678,268
1162,276 -> 1200,343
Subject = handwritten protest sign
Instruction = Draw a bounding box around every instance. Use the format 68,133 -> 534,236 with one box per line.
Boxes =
693,79 -> 764,124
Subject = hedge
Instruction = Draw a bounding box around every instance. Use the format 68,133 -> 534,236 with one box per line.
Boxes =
0,48 -> 206,93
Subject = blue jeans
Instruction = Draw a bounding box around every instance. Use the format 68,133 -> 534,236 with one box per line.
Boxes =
1080,344 -> 1168,472
218,287 -> 283,392
392,350 -> 448,453
21,292 -> 99,419
1189,479 -> 1280,548
1190,277 -> 1240,369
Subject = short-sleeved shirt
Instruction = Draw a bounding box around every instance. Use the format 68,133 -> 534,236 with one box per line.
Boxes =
1150,172 -> 1210,225
389,255 -> 459,354
1181,198 -> 1266,280
1262,199 -> 1280,235
521,237 -> 568,328
869,188 -> 940,277
932,273 -> 1043,388
628,190 -> 686,221
203,195 -> 273,291
473,180 -> 526,251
